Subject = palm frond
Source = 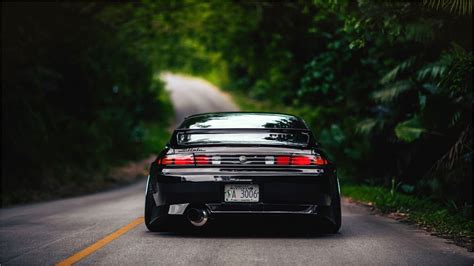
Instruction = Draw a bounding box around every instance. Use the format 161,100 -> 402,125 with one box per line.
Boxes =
372,80 -> 412,103
429,124 -> 472,172
423,0 -> 473,16
416,64 -> 447,81
394,116 -> 426,142
450,111 -> 462,127
381,57 -> 417,85
439,45 -> 473,97
356,119 -> 377,135
356,118 -> 386,135
417,52 -> 453,83
404,22 -> 436,43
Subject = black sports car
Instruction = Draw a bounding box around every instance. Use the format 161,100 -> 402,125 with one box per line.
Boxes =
145,112 -> 341,233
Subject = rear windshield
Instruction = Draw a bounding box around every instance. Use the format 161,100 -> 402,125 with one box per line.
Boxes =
179,113 -> 307,129
176,131 -> 309,146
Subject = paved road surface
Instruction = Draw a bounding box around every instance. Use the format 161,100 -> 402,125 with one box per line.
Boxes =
1,74 -> 472,265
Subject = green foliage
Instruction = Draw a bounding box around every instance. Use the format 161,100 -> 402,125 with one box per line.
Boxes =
395,117 -> 426,142
167,0 -> 472,210
356,119 -> 379,135
380,58 -> 417,85
343,185 -> 473,238
141,83 -> 174,155
1,2 -> 172,205
372,81 -> 413,103
423,0 -> 473,16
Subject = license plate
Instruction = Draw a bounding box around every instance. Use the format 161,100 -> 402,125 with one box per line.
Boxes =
224,184 -> 259,202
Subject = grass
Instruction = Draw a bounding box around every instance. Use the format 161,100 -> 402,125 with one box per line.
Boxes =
343,185 -> 474,243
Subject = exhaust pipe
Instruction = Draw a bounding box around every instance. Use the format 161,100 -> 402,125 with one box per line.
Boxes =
186,208 -> 209,227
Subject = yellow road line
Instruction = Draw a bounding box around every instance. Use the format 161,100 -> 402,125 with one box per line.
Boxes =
56,217 -> 144,266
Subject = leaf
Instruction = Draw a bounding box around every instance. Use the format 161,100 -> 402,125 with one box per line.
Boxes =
381,57 -> 416,85
395,117 -> 426,142
418,93 -> 427,109
416,64 -> 446,81
400,184 -> 415,194
349,39 -> 364,49
356,118 -> 378,135
404,22 -> 435,43
372,81 -> 412,103
423,0 -> 473,16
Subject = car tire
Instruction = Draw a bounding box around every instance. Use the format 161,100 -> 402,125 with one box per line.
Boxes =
144,192 -> 159,232
144,187 -> 168,232
326,194 -> 342,234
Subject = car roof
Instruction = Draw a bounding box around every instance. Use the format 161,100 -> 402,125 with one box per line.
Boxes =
178,112 -> 308,130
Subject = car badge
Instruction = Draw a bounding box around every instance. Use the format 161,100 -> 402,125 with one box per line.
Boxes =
239,156 -> 247,163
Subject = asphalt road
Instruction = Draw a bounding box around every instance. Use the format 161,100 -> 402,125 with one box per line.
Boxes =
1,73 -> 472,265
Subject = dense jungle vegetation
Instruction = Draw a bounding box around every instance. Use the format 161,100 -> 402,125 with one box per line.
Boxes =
2,0 -> 472,223
157,0 -> 473,219
1,2 -> 173,204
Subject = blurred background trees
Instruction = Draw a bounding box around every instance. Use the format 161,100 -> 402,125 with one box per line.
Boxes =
1,2 -> 171,203
145,0 -> 472,215
2,0 -> 472,216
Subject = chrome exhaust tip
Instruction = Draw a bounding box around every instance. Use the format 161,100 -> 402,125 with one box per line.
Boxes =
186,208 -> 208,227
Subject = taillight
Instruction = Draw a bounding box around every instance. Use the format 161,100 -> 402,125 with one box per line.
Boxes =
158,155 -> 194,165
291,155 -> 328,165
157,155 -> 214,165
195,155 -> 210,165
314,155 -> 328,165
276,155 -> 328,166
157,154 -> 328,166
291,156 -> 312,165
161,157 -> 173,165
276,156 -> 290,165
174,156 -> 194,165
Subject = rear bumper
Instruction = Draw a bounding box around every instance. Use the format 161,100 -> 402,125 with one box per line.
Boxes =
153,178 -> 332,205
206,203 -> 317,214
150,172 -> 336,215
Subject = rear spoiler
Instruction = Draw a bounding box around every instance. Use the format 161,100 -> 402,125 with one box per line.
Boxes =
174,128 -> 311,134
170,128 -> 318,147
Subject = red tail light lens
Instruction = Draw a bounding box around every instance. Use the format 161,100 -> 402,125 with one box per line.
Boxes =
276,156 -> 290,165
159,155 -> 194,165
195,155 -> 210,165
314,155 -> 328,165
291,156 -> 312,165
160,157 -> 173,165
174,156 -> 194,165
285,155 -> 328,166
157,154 -> 328,166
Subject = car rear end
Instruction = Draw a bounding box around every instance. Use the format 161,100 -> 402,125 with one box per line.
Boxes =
145,113 -> 341,233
